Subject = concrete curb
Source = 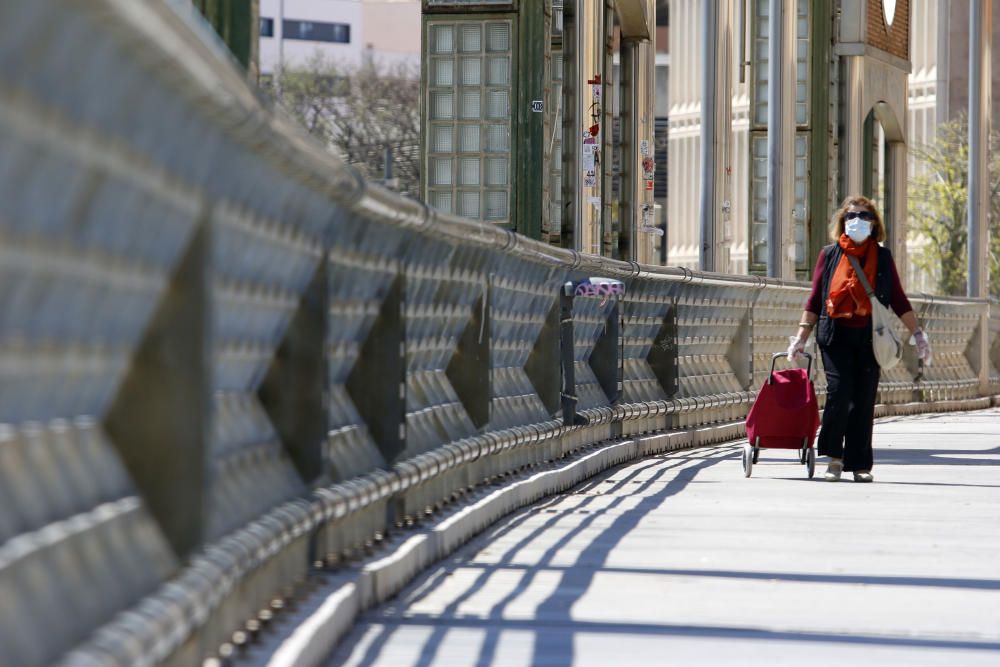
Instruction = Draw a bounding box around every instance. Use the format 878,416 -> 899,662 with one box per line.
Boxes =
874,396 -> 999,418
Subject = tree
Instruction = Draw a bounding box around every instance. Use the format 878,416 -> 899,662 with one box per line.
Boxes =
264,56 -> 421,196
909,114 -> 1000,298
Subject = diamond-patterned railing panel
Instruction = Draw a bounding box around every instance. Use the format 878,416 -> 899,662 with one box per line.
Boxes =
206,203 -> 324,540
571,292 -> 619,411
622,279 -> 675,403
490,257 -> 562,429
402,240 -> 484,456
675,285 -> 752,398
326,222 -> 409,477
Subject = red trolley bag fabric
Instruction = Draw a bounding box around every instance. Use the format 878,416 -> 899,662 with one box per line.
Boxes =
746,366 -> 819,449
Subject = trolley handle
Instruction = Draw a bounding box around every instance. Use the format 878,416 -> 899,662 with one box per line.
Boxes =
769,351 -> 812,384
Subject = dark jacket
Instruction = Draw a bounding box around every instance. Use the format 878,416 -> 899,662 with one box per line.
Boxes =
816,243 -> 893,347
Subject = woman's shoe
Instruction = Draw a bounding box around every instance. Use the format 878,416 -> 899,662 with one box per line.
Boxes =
824,460 -> 843,482
853,471 -> 874,483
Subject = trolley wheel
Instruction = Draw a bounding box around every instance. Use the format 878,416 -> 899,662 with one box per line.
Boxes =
742,443 -> 753,478
799,438 -> 808,464
806,448 -> 816,479
752,446 -> 760,464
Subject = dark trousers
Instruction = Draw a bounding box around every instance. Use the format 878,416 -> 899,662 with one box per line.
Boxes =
817,325 -> 881,472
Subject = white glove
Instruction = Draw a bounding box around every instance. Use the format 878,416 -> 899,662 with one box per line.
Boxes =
912,329 -> 932,366
787,336 -> 806,362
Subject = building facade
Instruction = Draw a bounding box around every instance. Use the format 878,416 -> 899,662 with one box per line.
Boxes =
419,0 -> 661,260
906,0 -> 1000,291
259,0 -> 421,75
668,0 -> 995,284
668,0 -> 908,280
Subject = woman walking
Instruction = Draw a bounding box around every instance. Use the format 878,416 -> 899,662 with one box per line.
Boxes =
787,196 -> 932,482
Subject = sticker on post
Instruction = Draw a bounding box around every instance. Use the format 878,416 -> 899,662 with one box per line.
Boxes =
640,139 -> 650,157
531,100 -> 544,113
582,144 -> 597,171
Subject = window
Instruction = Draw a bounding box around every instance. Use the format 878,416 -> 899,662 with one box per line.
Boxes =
749,0 -> 811,272
260,17 -> 274,38
282,20 -> 351,44
426,0 -> 514,6
656,0 -> 669,26
750,131 -> 809,268
425,20 -> 513,223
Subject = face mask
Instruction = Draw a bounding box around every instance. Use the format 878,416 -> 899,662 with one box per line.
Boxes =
845,218 -> 872,243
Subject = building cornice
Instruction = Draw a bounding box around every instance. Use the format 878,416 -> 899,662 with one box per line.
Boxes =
834,42 -> 912,74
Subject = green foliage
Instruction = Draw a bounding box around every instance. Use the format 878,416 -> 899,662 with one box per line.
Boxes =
192,0 -> 257,70
263,56 -> 421,196
909,114 -> 1000,297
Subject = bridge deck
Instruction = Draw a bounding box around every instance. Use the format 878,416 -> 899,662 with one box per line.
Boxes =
328,409 -> 1000,666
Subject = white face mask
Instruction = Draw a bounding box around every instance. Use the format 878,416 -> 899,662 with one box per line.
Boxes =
845,218 -> 872,243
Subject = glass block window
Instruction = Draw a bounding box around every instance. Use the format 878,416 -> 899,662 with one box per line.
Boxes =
793,132 -> 809,267
425,19 -> 513,224
549,49 -> 564,237
749,0 -> 811,271
552,0 -> 564,36
430,191 -> 453,214
751,0 -> 770,127
751,0 -> 810,128
750,134 -> 768,265
795,1 -> 810,125
750,133 -> 809,268
431,126 -> 453,153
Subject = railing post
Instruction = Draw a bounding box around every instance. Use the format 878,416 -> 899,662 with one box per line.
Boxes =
560,283 -> 581,426
969,305 -> 992,396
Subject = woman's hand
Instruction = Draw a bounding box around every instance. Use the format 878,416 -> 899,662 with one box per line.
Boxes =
787,336 -> 806,361
790,311 -> 817,362
913,329 -> 932,366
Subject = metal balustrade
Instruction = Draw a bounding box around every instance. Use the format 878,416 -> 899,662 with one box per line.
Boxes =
1,2 -> 998,666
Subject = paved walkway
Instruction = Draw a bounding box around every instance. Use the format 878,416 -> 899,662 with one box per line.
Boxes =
328,409 -> 1000,666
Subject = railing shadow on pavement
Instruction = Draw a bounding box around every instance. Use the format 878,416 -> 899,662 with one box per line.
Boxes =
330,450 -> 722,667
329,441 -> 1000,667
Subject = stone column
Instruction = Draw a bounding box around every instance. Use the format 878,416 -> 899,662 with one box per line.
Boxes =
888,140 -> 908,281
765,0 -> 796,278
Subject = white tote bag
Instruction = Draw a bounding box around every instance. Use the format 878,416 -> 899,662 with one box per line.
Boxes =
847,254 -> 903,370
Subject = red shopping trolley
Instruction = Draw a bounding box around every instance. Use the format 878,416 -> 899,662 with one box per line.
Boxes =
743,352 -> 820,478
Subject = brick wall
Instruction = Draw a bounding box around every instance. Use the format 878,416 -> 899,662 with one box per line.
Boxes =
867,0 -> 910,60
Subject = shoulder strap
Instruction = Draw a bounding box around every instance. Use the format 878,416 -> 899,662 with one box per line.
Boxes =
846,254 -> 874,296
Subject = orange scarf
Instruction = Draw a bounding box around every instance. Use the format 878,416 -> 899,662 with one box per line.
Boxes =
826,235 -> 878,319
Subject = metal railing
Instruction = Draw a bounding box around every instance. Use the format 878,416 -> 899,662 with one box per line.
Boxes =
1,2 -> 997,666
